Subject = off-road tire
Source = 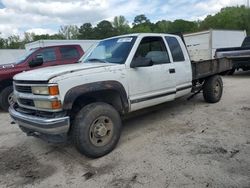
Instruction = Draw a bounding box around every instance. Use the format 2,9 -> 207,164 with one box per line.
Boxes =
72,102 -> 122,158
203,75 -> 223,103
0,86 -> 13,112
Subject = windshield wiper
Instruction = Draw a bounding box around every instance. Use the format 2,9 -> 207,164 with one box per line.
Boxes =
86,58 -> 108,63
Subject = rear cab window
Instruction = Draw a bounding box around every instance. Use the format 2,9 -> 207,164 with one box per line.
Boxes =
59,46 -> 80,59
165,36 -> 185,62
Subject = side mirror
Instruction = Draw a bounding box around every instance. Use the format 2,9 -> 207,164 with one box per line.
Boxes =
29,54 -> 44,67
130,57 -> 153,68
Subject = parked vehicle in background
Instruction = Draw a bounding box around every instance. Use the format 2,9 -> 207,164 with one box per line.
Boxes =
215,36 -> 250,74
9,33 -> 232,158
25,39 -> 99,52
184,29 -> 246,61
0,42 -> 93,111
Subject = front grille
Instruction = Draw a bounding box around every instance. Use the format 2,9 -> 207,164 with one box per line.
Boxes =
18,98 -> 35,107
15,85 -> 32,93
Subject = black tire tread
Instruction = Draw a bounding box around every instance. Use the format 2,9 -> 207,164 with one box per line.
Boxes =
72,102 -> 122,158
0,86 -> 13,112
203,75 -> 223,103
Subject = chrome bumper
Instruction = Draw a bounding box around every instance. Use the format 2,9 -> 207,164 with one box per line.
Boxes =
9,107 -> 70,135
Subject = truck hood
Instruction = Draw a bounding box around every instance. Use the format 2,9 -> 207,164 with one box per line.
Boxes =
14,63 -> 114,81
0,63 -> 15,69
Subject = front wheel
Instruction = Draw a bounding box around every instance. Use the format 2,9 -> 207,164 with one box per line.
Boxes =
203,75 -> 223,103
0,86 -> 13,112
72,102 -> 122,158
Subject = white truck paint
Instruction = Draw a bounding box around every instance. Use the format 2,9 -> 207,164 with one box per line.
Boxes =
25,39 -> 99,52
184,29 -> 246,61
10,33 -> 230,158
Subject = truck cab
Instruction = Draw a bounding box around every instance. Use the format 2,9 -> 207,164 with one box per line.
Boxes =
0,45 -> 84,111
9,33 -> 228,158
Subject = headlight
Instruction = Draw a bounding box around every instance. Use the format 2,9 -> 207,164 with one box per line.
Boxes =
34,100 -> 62,109
32,85 -> 59,95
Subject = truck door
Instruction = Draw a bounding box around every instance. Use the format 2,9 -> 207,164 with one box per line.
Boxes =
164,36 -> 192,98
28,47 -> 59,69
128,36 -> 176,111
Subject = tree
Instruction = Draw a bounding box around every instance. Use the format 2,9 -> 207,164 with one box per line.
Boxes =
132,14 -> 153,33
168,19 -> 198,33
200,6 -> 250,34
23,32 -> 35,43
59,25 -> 79,39
7,35 -> 22,49
1,6 -> 250,48
153,20 -> 172,33
133,14 -> 150,26
112,16 -> 130,34
94,20 -> 115,39
0,32 -> 8,49
78,23 -> 94,39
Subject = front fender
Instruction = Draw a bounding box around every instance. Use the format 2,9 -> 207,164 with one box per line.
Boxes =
63,80 -> 129,112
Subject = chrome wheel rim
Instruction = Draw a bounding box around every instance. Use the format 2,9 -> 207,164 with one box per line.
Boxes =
8,92 -> 14,105
213,81 -> 220,98
89,116 -> 114,147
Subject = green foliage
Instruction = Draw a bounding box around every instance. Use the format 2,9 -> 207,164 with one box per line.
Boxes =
133,14 -> 150,25
132,14 -> 153,33
113,16 -> 130,35
7,35 -> 22,49
200,6 -> 250,35
78,23 -> 94,39
153,20 -> 171,33
168,19 -> 198,33
0,6 -> 249,49
94,20 -> 116,39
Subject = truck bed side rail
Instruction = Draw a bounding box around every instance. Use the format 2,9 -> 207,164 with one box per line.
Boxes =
192,58 -> 232,80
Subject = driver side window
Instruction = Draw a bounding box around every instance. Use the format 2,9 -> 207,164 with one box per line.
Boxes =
134,37 -> 170,64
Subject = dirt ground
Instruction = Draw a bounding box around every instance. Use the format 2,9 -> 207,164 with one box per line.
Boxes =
0,71 -> 249,188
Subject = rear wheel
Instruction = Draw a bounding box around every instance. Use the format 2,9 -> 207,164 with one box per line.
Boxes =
0,86 -> 13,112
72,102 -> 122,158
203,75 -> 223,103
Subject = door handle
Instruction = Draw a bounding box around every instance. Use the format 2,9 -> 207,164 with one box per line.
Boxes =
169,68 -> 175,74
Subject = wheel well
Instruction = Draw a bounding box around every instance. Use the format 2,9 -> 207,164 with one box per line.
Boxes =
0,79 -> 12,90
70,90 -> 125,119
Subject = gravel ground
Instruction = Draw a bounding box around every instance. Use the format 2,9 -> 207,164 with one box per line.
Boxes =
0,72 -> 249,188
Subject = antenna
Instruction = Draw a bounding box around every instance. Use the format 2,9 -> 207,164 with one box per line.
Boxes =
248,0 -> 250,8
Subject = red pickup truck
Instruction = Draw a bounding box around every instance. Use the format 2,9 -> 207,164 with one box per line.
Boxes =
0,44 -> 84,111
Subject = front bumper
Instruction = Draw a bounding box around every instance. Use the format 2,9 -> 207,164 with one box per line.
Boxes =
9,106 -> 70,141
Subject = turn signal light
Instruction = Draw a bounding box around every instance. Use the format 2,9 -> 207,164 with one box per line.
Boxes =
51,100 -> 62,109
49,86 -> 59,95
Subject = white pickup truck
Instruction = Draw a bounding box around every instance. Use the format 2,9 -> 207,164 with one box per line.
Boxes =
9,33 -> 232,158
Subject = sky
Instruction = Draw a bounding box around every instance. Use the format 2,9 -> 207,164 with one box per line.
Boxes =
0,0 -> 248,38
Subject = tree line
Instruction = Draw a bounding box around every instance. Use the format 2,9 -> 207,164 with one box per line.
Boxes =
0,6 -> 249,49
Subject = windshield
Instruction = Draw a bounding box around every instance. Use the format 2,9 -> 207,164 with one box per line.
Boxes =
16,48 -> 37,64
82,36 -> 137,64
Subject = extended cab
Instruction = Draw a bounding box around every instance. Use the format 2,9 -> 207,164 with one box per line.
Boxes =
9,33 -> 231,158
0,45 -> 84,111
